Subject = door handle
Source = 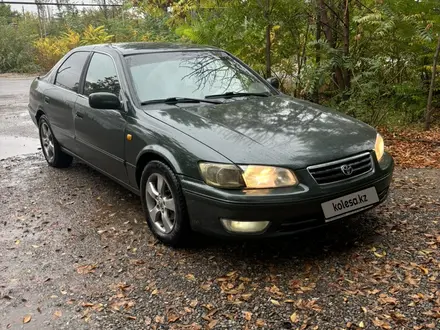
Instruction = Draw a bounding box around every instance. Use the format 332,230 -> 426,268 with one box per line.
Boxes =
44,96 -> 50,104
76,112 -> 84,119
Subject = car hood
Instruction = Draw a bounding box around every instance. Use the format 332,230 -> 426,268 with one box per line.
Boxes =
147,95 -> 377,168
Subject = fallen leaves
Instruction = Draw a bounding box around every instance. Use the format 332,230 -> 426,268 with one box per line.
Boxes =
216,270 -> 253,304
109,296 -> 135,311
243,311 -> 252,321
371,246 -> 387,258
76,264 -> 96,274
255,319 -> 266,327
154,315 -> 164,323
129,259 -> 145,266
167,312 -> 180,323
53,310 -> 62,319
23,314 -> 31,324
422,309 -> 440,319
295,299 -> 322,312
381,127 -> 440,168
372,317 -> 392,329
404,274 -> 419,286
185,274 -> 196,281
267,284 -> 284,297
2,153 -> 439,330
378,294 -> 398,306
207,319 -> 218,329
289,279 -> 316,294
290,312 -> 298,323
200,281 -> 212,291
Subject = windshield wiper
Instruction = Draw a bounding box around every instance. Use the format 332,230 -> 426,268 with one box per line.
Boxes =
205,92 -> 270,99
141,97 -> 222,105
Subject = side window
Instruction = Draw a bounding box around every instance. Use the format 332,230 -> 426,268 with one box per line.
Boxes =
84,53 -> 120,97
55,52 -> 89,93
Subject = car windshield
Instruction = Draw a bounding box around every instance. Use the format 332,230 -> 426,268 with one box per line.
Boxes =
124,51 -> 273,104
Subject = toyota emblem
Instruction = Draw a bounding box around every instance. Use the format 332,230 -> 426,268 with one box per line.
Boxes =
340,164 -> 353,176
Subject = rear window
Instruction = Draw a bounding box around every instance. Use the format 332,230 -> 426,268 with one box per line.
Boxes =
55,52 -> 89,93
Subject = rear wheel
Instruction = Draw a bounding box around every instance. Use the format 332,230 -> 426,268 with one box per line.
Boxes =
140,160 -> 190,246
38,115 -> 73,168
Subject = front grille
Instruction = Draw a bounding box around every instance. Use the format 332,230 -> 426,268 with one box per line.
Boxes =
308,152 -> 373,185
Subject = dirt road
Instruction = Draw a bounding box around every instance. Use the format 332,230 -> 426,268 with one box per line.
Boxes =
0,76 -> 439,329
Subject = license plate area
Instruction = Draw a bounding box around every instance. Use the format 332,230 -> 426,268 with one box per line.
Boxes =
321,187 -> 379,222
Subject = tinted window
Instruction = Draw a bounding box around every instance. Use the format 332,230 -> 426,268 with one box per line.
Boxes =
55,52 -> 89,93
84,53 -> 120,97
125,51 -> 272,103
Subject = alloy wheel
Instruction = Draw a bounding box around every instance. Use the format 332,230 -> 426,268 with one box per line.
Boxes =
145,173 -> 176,234
41,122 -> 55,163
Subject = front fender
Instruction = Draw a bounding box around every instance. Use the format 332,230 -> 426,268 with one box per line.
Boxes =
136,144 -> 183,174
125,111 -> 232,190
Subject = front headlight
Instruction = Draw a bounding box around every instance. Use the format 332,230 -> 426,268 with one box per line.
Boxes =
374,134 -> 385,162
199,163 -> 298,189
239,165 -> 298,188
199,163 -> 245,188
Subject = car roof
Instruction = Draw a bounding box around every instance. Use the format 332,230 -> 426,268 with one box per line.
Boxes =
74,42 -> 220,56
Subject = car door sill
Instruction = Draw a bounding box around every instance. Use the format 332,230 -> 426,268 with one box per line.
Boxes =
60,146 -> 140,196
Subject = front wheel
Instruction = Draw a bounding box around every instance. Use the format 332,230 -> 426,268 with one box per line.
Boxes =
140,160 -> 190,246
38,115 -> 73,168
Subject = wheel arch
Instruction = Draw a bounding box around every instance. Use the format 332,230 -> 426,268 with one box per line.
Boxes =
135,146 -> 182,188
36,109 -> 45,123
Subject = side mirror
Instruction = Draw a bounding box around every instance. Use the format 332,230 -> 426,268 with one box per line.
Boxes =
89,92 -> 121,109
267,77 -> 280,89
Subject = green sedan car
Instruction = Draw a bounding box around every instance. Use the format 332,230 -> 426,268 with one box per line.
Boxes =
28,42 -> 394,246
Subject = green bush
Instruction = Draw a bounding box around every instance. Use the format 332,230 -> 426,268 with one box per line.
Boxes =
0,20 -> 40,73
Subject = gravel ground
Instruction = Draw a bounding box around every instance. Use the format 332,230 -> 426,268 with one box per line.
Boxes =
0,154 -> 439,330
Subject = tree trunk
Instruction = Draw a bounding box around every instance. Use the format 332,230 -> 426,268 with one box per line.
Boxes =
296,21 -> 310,98
103,0 -> 108,20
319,0 -> 332,45
342,0 -> 350,94
265,23 -> 272,78
319,0 -> 344,91
264,0 -> 272,79
313,3 -> 321,103
425,36 -> 440,131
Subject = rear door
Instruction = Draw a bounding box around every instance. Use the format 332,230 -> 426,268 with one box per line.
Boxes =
74,52 -> 128,184
44,51 -> 90,151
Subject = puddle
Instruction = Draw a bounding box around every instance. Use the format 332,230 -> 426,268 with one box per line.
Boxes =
0,135 -> 40,159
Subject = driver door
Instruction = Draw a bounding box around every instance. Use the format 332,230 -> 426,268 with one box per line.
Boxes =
73,52 -> 129,184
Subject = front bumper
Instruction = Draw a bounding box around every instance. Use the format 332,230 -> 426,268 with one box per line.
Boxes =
181,152 -> 394,238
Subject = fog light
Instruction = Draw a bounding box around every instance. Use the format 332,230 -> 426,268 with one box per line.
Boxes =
221,219 -> 270,233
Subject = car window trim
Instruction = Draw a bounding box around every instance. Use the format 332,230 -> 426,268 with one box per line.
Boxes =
81,50 -> 123,99
54,51 -> 91,94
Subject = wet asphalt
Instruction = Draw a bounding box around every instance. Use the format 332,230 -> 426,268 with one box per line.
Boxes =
0,76 -> 439,330
0,75 -> 40,159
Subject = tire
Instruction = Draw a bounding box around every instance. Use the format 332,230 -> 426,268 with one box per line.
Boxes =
38,115 -> 73,168
140,160 -> 190,246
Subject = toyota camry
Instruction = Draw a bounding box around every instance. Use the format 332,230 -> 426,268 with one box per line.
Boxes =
28,42 -> 394,246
